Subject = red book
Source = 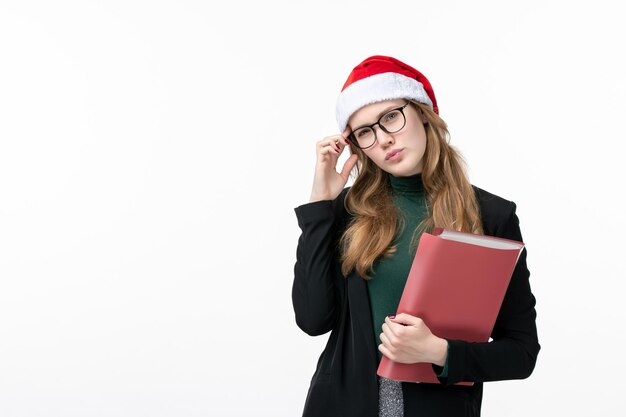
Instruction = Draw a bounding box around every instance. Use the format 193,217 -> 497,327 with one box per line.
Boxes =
376,227 -> 525,386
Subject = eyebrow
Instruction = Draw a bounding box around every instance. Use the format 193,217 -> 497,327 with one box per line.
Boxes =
352,103 -> 402,130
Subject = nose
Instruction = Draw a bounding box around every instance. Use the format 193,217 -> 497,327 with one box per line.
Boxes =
374,125 -> 394,147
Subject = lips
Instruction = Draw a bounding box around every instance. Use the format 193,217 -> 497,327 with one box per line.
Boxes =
385,149 -> 402,160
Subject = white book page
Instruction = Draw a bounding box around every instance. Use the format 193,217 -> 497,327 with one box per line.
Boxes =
438,229 -> 524,250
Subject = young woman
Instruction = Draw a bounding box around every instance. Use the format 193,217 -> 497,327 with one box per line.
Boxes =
292,55 -> 540,417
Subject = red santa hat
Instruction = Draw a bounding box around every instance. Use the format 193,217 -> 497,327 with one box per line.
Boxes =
335,55 -> 439,132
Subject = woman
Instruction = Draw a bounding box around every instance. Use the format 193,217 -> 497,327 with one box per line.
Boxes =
292,55 -> 540,417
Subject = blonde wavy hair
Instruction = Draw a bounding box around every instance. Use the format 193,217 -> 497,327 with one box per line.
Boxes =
339,101 -> 484,279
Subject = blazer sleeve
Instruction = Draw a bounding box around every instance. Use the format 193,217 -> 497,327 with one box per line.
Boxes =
433,202 -> 541,385
291,190 -> 347,336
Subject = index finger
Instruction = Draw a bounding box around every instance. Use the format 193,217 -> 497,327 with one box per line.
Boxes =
340,126 -> 351,145
383,317 -> 400,336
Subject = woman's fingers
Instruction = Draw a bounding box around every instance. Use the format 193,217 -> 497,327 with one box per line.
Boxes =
319,144 -> 339,157
316,132 -> 356,178
341,126 -> 351,145
309,131 -> 355,203
317,135 -> 343,147
381,321 -> 398,341
317,135 -> 345,157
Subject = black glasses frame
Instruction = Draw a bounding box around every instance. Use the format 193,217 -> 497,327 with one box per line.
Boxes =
347,102 -> 411,149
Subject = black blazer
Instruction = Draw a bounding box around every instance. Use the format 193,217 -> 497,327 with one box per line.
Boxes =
292,186 -> 540,417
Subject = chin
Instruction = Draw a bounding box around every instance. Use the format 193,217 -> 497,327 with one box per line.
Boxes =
387,169 -> 417,177
386,162 -> 422,177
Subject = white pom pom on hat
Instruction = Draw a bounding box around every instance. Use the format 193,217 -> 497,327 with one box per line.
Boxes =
335,55 -> 439,132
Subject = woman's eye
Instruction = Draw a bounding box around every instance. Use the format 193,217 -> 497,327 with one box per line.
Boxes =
384,111 -> 399,122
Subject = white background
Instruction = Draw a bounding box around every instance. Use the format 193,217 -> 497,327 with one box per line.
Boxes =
1,1 -> 624,416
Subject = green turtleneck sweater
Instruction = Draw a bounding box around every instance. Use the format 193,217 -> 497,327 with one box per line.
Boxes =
367,173 -> 449,377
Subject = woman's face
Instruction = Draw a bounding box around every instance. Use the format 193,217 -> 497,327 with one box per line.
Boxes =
348,99 -> 427,177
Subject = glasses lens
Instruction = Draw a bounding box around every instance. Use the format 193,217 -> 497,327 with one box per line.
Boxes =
380,109 -> 406,133
353,127 -> 375,148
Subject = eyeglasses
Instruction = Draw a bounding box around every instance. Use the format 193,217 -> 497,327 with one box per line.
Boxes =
347,102 -> 410,149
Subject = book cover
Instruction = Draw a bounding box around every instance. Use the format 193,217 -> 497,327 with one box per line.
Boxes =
376,228 -> 524,385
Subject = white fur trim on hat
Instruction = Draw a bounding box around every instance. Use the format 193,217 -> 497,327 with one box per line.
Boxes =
335,72 -> 433,132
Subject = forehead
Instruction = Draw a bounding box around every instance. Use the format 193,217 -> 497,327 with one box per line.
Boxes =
348,99 -> 407,127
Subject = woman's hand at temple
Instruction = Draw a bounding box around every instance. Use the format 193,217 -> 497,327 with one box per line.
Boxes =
309,127 -> 359,203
